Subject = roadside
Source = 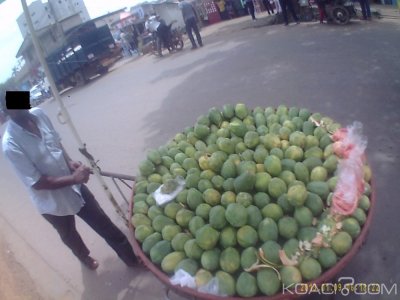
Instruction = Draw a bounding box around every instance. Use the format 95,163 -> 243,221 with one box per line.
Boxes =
0,232 -> 42,300
109,3 -> 400,71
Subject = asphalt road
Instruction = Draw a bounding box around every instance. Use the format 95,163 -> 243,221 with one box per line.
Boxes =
0,12 -> 399,300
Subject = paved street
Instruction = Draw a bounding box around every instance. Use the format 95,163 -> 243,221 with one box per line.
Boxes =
1,7 -> 400,300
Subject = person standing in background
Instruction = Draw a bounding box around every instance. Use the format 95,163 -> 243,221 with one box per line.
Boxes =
145,14 -> 170,56
178,0 -> 203,49
244,0 -> 256,21
358,0 -> 371,20
119,31 -> 133,57
273,0 -> 282,14
216,0 -> 229,19
262,0 -> 275,15
279,0 -> 299,25
316,0 -> 327,23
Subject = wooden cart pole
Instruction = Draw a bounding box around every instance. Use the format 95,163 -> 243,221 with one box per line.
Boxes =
21,0 -> 129,226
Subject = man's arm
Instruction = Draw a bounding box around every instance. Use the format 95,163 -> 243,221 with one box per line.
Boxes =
30,143 -> 91,190
191,4 -> 199,21
60,143 -> 82,171
4,143 -> 90,191
32,165 -> 90,190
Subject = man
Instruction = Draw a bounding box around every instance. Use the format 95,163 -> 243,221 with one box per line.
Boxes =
244,0 -> 256,21
119,31 -> 133,57
1,95 -> 137,270
178,0 -> 203,49
262,0 -> 275,15
145,14 -> 170,56
279,0 -> 300,26
358,0 -> 371,20
316,0 -> 327,24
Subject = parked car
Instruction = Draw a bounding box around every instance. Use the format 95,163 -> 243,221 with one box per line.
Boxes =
30,84 -> 46,106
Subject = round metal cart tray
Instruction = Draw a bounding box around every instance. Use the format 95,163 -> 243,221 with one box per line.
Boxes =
128,181 -> 376,300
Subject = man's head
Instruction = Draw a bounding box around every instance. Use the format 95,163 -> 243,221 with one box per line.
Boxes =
2,91 -> 31,123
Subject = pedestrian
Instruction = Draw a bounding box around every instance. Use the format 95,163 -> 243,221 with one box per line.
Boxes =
273,0 -> 282,14
119,31 -> 133,57
316,0 -> 327,23
1,95 -> 137,271
244,0 -> 256,21
125,29 -> 139,54
279,0 -> 300,25
216,0 -> 229,20
358,0 -> 371,20
262,0 -> 275,15
178,0 -> 203,49
225,0 -> 236,18
145,14 -> 170,56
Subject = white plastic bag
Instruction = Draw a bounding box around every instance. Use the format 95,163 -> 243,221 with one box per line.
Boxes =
152,176 -> 185,206
170,269 -> 196,289
198,277 -> 224,296
332,122 -> 367,215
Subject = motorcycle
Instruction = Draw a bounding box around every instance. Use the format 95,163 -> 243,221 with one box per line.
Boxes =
150,18 -> 184,56
324,0 -> 357,25
166,27 -> 184,52
307,0 -> 356,25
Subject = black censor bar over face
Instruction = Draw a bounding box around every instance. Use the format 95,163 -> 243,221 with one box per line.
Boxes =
5,91 -> 31,110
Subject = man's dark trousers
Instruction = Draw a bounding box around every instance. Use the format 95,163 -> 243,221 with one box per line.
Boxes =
358,0 -> 371,19
279,0 -> 299,25
246,1 -> 256,20
185,17 -> 202,48
42,185 -> 136,266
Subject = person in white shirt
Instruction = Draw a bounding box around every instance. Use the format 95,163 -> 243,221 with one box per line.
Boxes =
1,96 -> 137,270
145,14 -> 170,56
273,0 -> 282,14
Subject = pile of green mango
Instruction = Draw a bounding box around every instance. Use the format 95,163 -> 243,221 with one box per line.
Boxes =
132,104 -> 372,297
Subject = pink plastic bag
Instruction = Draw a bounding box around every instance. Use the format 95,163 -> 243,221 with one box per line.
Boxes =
331,122 -> 367,216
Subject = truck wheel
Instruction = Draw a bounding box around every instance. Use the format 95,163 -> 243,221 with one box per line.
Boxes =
74,71 -> 86,86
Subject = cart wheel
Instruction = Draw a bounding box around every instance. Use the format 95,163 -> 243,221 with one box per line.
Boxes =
332,6 -> 350,25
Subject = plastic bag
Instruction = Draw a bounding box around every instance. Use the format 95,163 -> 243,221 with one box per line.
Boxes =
170,270 -> 225,296
198,278 -> 224,296
332,122 -> 367,159
152,176 -> 185,206
332,122 -> 367,215
332,159 -> 365,215
170,269 -> 196,289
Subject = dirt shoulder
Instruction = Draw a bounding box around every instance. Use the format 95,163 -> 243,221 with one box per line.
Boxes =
0,233 -> 43,300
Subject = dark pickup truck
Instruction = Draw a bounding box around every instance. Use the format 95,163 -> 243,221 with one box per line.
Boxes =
46,21 -> 122,90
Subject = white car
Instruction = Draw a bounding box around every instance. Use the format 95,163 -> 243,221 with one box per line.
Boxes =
30,84 -> 46,106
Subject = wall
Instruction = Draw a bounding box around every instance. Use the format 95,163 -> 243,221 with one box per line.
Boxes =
94,13 -> 122,29
154,3 -> 185,30
48,0 -> 90,22
16,0 -> 90,38
60,14 -> 85,33
17,0 -> 55,38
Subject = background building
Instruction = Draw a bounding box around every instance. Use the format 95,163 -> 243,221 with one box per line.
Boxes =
17,0 -> 90,38
15,0 -> 91,89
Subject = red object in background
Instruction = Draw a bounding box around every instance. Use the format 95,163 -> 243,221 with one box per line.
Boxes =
204,0 -> 221,24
